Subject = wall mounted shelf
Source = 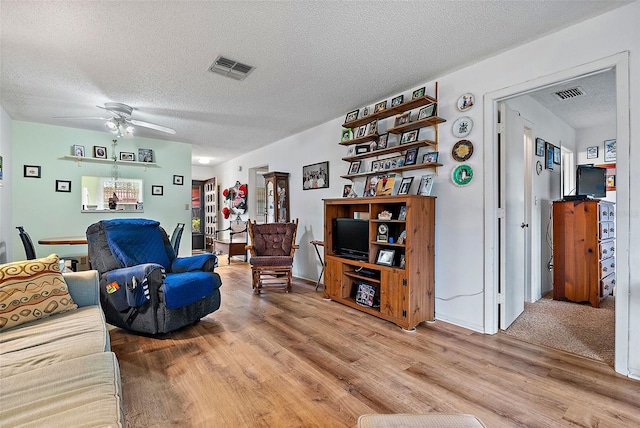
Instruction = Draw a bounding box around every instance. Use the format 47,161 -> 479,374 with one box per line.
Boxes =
62,155 -> 158,168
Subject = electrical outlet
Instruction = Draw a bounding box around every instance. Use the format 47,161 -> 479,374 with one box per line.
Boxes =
185,203 -> 189,210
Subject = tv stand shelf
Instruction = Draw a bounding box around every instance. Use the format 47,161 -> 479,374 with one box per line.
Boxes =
323,195 -> 435,331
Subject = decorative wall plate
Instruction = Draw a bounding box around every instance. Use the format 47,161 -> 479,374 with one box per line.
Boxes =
451,164 -> 473,187
451,140 -> 474,162
457,93 -> 475,111
452,116 -> 473,138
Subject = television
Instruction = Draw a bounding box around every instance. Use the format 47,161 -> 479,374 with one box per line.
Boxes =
575,165 -> 606,198
332,218 -> 369,261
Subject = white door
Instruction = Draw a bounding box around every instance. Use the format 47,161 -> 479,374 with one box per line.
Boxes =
499,102 -> 527,329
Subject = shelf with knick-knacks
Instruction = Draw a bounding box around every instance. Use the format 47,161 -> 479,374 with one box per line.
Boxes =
62,155 -> 158,168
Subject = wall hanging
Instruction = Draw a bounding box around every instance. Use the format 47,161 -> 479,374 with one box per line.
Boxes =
222,181 -> 248,219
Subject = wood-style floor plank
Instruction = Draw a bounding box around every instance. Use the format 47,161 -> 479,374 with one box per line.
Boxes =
109,262 -> 640,427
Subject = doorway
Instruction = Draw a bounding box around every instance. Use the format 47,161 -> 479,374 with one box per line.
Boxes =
484,52 -> 630,374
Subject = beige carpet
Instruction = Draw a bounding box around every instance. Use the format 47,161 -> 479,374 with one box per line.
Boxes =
503,293 -> 614,366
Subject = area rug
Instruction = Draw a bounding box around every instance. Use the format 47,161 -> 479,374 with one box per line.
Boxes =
503,293 -> 614,366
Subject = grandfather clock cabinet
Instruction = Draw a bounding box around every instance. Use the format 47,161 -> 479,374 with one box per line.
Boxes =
264,171 -> 290,223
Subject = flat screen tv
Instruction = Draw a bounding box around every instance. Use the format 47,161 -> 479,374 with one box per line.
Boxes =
333,218 -> 369,261
576,165 -> 606,198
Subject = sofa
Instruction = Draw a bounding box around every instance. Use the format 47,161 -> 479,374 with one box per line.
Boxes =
86,218 -> 222,334
0,255 -> 124,427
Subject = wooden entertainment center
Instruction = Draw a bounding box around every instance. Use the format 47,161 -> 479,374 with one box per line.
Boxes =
323,195 -> 435,331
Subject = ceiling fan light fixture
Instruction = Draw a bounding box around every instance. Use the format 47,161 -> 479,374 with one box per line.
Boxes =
124,125 -> 135,135
105,119 -> 118,132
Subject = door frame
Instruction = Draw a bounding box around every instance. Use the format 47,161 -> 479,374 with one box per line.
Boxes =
483,52 -> 630,375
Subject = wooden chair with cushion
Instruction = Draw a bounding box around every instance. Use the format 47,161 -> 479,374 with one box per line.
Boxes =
246,219 -> 299,293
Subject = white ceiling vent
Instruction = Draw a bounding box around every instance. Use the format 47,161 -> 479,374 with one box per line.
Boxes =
553,86 -> 586,100
208,56 -> 255,81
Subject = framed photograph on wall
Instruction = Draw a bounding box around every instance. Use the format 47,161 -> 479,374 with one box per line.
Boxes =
173,175 -> 184,185
604,139 -> 616,162
55,180 -> 71,192
545,143 -> 554,170
587,146 -> 598,159
535,138 -> 545,157
553,145 -> 561,165
23,165 -> 41,178
151,185 -> 164,196
302,161 -> 329,190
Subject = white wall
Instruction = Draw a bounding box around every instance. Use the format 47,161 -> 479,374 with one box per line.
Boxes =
11,121 -> 194,259
0,105 -> 13,263
210,1 -> 640,377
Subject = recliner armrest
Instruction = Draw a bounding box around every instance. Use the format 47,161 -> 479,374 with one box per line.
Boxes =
171,253 -> 218,273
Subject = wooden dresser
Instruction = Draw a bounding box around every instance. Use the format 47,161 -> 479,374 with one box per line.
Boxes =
552,199 -> 615,308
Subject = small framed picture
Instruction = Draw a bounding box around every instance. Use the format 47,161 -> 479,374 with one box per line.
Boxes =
348,161 -> 361,175
404,148 -> 419,165
119,152 -> 135,161
55,179 -> 71,192
356,125 -> 367,138
23,165 -> 41,178
93,146 -> 107,159
341,128 -> 353,142
173,175 -> 184,185
366,121 -> 378,135
345,145 -> 356,157
72,145 -> 85,157
587,146 -> 598,159
138,148 -> 154,163
374,100 -> 387,113
362,106 -> 370,117
355,144 -> 370,154
398,177 -> 413,195
412,87 -> 425,99
423,152 -> 439,163
400,130 -> 419,145
391,95 -> 404,106
535,138 -> 545,157
372,161 -> 380,172
342,184 -> 353,197
604,139 -> 616,162
545,143 -> 554,170
376,248 -> 395,267
376,133 -> 389,150
345,109 -> 359,123
553,145 -> 561,165
417,104 -> 436,120
398,206 -> 407,221
394,112 -> 411,127
151,185 -> 164,196
418,174 -> 435,196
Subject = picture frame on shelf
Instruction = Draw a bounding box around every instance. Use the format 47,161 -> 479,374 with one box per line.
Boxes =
72,145 -> 85,157
55,179 -> 71,193
399,254 -> 406,269
341,128 -> 353,142
93,146 -> 107,159
372,161 -> 380,172
587,146 -> 598,159
395,112 -> 411,127
119,152 -> 135,161
356,125 -> 367,138
417,174 -> 435,196
553,145 -> 561,165
342,184 -> 353,198
535,138 -> 545,157
362,106 -> 370,117
355,144 -> 370,154
363,175 -> 378,197
412,87 -> 425,99
423,152 -> 439,163
374,100 -> 387,113
404,148 -> 418,165
138,148 -> 154,163
545,142 -> 554,170
345,145 -> 356,157
417,104 -> 436,121
375,248 -> 395,267
391,95 -> 404,106
376,174 -> 395,196
23,165 -> 41,178
366,120 -> 378,135
173,175 -> 184,185
398,177 -> 413,195
398,205 -> 407,221
400,130 -> 419,145
151,185 -> 164,196
604,139 -> 616,162
376,133 -> 389,150
345,109 -> 359,123
348,161 -> 361,175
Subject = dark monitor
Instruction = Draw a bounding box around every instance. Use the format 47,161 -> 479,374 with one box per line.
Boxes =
332,218 -> 369,261
576,165 -> 606,198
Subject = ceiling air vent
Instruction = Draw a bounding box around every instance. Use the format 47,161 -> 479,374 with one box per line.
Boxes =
208,55 -> 255,81
553,86 -> 586,100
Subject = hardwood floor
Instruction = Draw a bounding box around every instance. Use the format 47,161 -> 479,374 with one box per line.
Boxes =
110,261 -> 640,427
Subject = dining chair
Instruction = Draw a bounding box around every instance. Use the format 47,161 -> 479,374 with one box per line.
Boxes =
170,223 -> 186,256
15,226 -> 78,271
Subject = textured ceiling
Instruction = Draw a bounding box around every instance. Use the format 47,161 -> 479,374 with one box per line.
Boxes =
0,1 -> 627,165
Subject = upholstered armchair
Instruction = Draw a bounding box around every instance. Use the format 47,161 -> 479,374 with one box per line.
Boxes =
86,218 -> 222,334
246,219 -> 298,293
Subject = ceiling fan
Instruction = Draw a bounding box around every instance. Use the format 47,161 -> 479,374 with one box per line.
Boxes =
55,102 -> 176,138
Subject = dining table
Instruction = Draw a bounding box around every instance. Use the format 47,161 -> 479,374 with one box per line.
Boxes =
37,236 -> 88,245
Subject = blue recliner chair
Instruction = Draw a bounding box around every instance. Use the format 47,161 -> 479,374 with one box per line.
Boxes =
86,218 -> 222,334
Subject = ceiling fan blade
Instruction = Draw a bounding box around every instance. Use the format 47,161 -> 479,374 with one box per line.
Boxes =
54,116 -> 111,120
129,119 -> 176,135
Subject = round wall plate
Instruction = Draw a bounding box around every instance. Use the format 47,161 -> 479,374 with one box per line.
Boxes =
457,93 -> 475,112
452,140 -> 474,162
536,160 -> 543,175
452,116 -> 473,138
452,164 -> 474,186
